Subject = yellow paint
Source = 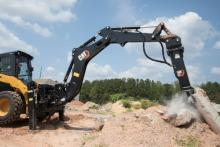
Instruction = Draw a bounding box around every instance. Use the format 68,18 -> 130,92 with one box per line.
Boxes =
0,73 -> 28,109
0,98 -> 10,116
73,72 -> 80,77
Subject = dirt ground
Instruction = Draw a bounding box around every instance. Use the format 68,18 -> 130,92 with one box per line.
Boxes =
0,101 -> 220,147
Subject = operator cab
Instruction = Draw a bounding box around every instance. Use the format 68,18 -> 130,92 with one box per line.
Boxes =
0,50 -> 33,84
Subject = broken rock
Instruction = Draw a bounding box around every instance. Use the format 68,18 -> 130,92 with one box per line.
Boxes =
212,103 -> 220,115
193,87 -> 220,135
173,109 -> 194,127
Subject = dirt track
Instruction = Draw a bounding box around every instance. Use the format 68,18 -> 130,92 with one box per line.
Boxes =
0,112 -> 100,147
0,101 -> 220,147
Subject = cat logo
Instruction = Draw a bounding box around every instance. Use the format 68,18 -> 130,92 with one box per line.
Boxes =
176,69 -> 185,77
78,50 -> 90,61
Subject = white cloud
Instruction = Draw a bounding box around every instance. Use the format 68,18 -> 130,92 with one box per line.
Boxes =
86,63 -> 117,80
187,65 -> 205,85
30,23 -> 52,37
85,58 -> 173,82
214,41 -> 220,49
0,0 -> 77,37
118,58 -> 172,80
126,12 -> 214,58
211,67 -> 220,76
43,66 -> 64,82
0,22 -> 38,54
46,66 -> 55,72
114,0 -> 137,25
85,58 -> 204,85
0,14 -> 52,37
67,51 -> 72,63
0,0 -> 77,23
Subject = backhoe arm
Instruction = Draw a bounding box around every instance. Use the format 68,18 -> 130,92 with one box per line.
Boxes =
64,22 -> 194,102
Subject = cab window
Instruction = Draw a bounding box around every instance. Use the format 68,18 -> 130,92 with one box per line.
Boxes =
16,56 -> 32,84
0,56 -> 13,76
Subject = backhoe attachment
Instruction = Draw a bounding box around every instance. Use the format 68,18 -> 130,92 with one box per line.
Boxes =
63,22 -> 194,103
28,22 -> 195,130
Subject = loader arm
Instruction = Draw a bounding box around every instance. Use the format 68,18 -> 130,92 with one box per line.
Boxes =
64,22 -> 194,102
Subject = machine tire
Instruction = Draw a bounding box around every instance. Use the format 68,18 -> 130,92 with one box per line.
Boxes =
0,91 -> 23,125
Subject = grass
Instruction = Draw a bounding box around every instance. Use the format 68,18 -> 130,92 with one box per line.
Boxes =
175,136 -> 200,147
121,99 -> 132,108
132,102 -> 142,109
140,99 -> 155,109
90,104 -> 99,109
120,98 -> 156,110
83,134 -> 98,142
109,93 -> 127,103
126,108 -> 133,112
112,113 -> 116,117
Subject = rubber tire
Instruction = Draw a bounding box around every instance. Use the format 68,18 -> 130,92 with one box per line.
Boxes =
0,91 -> 23,125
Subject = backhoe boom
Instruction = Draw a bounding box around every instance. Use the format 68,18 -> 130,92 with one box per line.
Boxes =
64,22 -> 194,103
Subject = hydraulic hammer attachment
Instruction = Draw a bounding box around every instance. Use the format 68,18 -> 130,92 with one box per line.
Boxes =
165,38 -> 194,95
149,22 -> 194,95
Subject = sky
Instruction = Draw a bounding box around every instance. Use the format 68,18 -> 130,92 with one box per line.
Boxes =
0,0 -> 219,86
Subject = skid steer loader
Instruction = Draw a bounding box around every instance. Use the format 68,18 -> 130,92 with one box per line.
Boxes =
0,22 -> 194,130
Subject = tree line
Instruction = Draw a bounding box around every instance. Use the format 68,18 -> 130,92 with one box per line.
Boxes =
79,78 -> 220,104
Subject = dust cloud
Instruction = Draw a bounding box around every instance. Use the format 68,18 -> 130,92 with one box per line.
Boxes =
166,93 -> 201,121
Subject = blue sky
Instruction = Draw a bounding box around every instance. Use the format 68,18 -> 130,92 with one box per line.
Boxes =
0,0 -> 219,85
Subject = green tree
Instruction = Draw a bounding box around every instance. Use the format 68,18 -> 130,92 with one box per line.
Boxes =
80,78 -> 220,105
201,82 -> 220,104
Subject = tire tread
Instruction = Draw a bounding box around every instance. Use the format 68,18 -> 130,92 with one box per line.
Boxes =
0,91 -> 23,125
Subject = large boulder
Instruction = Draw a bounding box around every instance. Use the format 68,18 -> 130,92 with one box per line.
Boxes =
192,87 -> 220,135
212,103 -> 220,115
173,109 -> 194,126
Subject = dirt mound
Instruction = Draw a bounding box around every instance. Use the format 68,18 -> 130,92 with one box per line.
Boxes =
0,111 -> 106,147
84,106 -> 220,147
66,101 -> 101,112
111,101 -> 127,114
0,104 -> 219,147
65,100 -> 84,111
71,100 -> 84,106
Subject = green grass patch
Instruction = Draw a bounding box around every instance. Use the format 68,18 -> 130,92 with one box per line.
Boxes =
109,93 -> 127,103
121,99 -> 132,108
132,102 -> 142,109
175,136 -> 200,147
126,108 -> 133,112
140,99 -> 155,109
82,134 -> 97,142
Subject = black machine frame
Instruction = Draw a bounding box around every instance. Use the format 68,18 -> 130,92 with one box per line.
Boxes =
64,23 -> 194,102
27,23 -> 195,129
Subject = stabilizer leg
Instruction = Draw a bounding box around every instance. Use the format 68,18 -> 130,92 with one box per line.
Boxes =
28,90 -> 37,130
58,108 -> 65,121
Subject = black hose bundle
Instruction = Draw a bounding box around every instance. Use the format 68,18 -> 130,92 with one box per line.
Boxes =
136,29 -> 172,66
142,41 -> 172,66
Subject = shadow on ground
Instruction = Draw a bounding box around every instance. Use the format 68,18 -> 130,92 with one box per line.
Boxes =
0,115 -> 97,132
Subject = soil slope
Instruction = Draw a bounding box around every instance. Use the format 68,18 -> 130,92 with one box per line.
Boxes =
0,101 -> 219,147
